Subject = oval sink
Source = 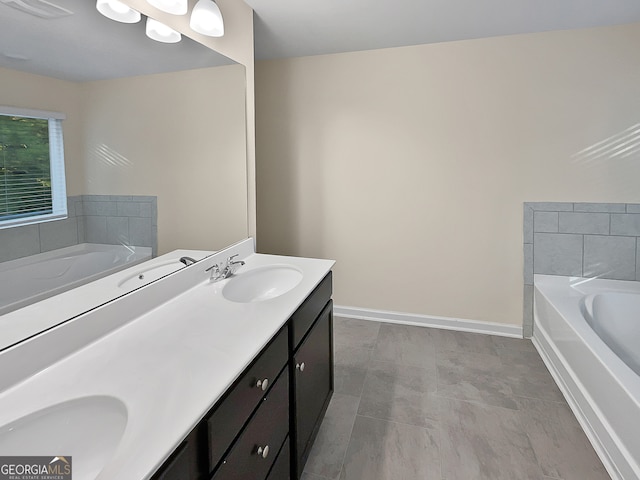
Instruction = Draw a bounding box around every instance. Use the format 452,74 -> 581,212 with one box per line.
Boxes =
0,396 -> 128,480
118,260 -> 184,290
223,265 -> 303,303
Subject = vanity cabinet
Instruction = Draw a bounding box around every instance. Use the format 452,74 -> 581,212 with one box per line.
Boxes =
151,272 -> 333,480
290,274 -> 333,479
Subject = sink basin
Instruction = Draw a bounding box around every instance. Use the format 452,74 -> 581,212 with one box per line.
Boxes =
118,260 -> 184,289
0,396 -> 128,480
223,265 -> 303,302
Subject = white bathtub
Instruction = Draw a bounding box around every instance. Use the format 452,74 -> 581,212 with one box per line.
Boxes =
534,274 -> 640,480
0,244 -> 152,316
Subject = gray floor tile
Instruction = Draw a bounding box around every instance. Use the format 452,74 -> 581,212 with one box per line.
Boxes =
434,329 -> 499,355
498,349 -> 565,403
491,335 -> 537,353
333,343 -> 371,397
340,416 -> 440,480
358,361 -> 439,429
371,323 -> 437,367
307,321 -> 607,480
333,317 -> 380,349
515,397 -> 610,480
436,349 -> 518,410
303,393 -> 360,480
439,397 -> 545,480
301,473 -> 333,480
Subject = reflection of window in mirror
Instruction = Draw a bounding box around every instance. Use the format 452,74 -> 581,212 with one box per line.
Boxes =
0,107 -> 67,229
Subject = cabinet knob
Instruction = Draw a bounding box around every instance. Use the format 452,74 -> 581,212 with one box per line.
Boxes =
255,378 -> 269,391
257,445 -> 270,459
296,362 -> 305,372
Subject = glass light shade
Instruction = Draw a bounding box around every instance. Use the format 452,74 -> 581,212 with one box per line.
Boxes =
145,17 -> 182,43
189,0 -> 224,37
145,0 -> 187,15
96,0 -> 141,23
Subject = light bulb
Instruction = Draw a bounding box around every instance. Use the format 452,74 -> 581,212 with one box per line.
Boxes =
96,0 -> 141,23
146,17 -> 182,43
189,0 -> 224,37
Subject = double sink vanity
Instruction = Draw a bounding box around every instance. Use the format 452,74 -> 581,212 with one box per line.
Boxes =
0,238 -> 335,480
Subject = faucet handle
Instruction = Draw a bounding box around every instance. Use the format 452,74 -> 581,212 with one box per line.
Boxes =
206,262 -> 221,279
227,254 -> 245,266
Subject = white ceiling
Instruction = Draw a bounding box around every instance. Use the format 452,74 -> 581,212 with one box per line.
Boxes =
245,0 -> 640,60
0,0 -> 234,82
3,0 -> 640,81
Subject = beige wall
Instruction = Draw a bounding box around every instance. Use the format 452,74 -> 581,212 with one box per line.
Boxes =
123,0 -> 256,237
0,67 -> 84,195
255,23 -> 640,326
81,65 -> 248,254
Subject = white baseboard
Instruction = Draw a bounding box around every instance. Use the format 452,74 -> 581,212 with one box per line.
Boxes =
333,305 -> 523,338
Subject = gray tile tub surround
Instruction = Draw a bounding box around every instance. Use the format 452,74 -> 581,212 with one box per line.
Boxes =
523,202 -> 640,336
0,194 -> 158,264
79,195 -> 158,256
303,318 -> 608,480
0,197 -> 82,263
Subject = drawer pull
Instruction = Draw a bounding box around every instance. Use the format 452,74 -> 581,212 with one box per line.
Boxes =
256,378 -> 269,391
257,445 -> 270,459
296,362 -> 305,372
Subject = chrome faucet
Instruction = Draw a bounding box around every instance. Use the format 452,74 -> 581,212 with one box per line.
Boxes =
206,254 -> 245,281
179,256 -> 197,266
222,254 -> 245,278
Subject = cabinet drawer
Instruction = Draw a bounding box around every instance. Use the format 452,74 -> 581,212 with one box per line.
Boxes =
207,326 -> 288,472
211,370 -> 290,480
266,436 -> 290,480
290,272 -> 332,349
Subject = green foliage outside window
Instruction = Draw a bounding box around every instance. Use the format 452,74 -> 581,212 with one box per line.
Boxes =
0,115 -> 53,219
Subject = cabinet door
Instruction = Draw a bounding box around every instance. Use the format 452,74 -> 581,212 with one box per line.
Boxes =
151,427 -> 205,480
293,301 -> 333,477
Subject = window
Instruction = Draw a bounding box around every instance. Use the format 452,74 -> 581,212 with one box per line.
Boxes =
0,106 -> 67,229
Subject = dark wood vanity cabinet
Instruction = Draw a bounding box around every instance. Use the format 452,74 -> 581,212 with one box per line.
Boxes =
292,300 -> 333,478
287,272 -> 334,478
151,271 -> 333,480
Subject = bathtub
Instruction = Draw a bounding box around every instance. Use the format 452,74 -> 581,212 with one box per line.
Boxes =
0,243 -> 152,316
533,274 -> 640,480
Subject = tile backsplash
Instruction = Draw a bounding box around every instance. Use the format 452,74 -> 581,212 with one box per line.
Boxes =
523,202 -> 640,337
0,194 -> 157,263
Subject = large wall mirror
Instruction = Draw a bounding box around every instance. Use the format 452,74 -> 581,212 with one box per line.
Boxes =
0,0 -> 249,350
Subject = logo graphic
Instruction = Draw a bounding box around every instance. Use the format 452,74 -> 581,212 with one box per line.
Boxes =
0,456 -> 72,480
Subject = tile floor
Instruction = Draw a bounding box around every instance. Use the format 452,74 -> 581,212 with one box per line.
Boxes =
301,317 -> 610,480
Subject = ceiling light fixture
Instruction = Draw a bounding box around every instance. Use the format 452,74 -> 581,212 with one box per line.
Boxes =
145,0 -> 187,15
96,0 -> 140,23
189,0 -> 224,37
145,17 -> 182,43
97,0 -> 225,44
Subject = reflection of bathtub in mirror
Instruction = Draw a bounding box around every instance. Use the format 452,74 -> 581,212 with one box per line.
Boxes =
0,243 -> 151,316
0,249 -> 213,351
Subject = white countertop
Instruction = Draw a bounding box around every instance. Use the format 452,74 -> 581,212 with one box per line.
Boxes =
0,248 -> 214,351
0,239 -> 334,480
